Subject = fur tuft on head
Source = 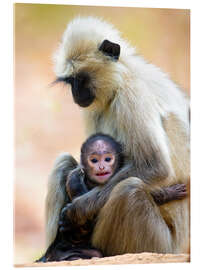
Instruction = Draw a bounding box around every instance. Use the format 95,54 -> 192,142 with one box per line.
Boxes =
54,16 -> 135,76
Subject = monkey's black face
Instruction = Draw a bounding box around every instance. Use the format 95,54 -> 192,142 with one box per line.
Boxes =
57,72 -> 95,108
55,39 -> 120,107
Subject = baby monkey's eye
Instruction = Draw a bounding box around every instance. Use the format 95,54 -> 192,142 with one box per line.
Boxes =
91,158 -> 98,163
105,157 -> 112,162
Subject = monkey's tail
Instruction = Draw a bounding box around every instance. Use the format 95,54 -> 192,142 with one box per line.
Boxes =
45,153 -> 78,248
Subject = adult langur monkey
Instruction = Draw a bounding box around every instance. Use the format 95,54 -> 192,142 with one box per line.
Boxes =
46,16 -> 190,256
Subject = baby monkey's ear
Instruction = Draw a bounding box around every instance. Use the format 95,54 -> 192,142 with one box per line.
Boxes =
99,39 -> 120,60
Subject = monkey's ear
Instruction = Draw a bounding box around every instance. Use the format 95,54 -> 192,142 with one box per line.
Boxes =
99,40 -> 120,60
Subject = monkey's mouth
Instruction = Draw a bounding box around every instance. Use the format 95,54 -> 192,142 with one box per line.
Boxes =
95,172 -> 112,183
96,172 -> 110,176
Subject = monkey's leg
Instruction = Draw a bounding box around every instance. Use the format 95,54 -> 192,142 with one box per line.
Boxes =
45,153 -> 78,248
92,177 -> 175,255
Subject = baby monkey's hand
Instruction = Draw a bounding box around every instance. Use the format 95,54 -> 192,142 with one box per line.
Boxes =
66,167 -> 87,201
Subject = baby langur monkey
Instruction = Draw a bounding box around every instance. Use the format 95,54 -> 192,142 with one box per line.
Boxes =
66,133 -> 124,200
38,133 -> 187,262
38,134 -> 124,262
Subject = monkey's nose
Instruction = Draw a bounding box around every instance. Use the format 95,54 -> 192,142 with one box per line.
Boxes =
99,166 -> 105,170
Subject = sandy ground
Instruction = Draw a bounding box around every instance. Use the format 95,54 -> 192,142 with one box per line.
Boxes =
16,252 -> 190,267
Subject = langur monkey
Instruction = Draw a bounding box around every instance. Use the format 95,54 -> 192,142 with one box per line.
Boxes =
46,17 -> 190,256
40,133 -> 187,262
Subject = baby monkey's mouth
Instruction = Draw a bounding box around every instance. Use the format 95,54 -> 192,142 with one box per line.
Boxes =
96,172 -> 110,176
94,172 -> 112,184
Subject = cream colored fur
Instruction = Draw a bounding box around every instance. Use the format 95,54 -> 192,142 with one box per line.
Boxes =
46,16 -> 190,254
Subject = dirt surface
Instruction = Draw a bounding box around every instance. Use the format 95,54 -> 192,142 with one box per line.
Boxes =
16,252 -> 190,267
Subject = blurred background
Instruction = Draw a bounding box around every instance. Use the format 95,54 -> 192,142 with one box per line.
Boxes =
14,3 -> 190,264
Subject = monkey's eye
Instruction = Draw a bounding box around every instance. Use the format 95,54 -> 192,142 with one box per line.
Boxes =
105,157 -> 112,162
91,158 -> 98,163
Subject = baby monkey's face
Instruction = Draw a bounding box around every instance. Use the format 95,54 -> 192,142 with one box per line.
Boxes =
86,140 -> 117,184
